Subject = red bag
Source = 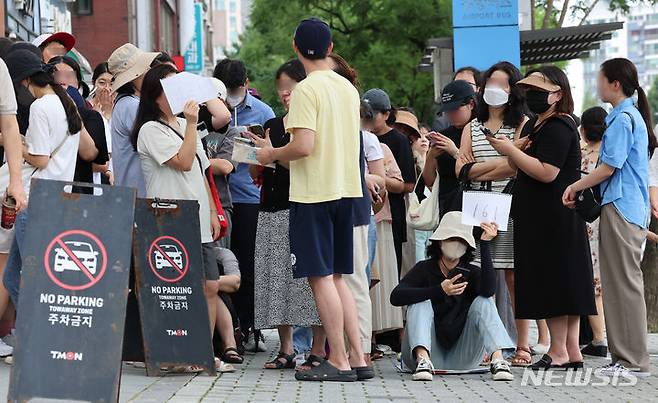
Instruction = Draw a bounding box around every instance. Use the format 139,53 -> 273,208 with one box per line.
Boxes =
206,169 -> 229,239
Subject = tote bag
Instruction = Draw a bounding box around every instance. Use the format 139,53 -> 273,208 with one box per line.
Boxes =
406,174 -> 440,231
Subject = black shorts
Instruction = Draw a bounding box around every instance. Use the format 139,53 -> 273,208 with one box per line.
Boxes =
202,242 -> 220,281
289,199 -> 355,279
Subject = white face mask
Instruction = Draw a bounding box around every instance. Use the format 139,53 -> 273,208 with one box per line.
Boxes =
227,90 -> 245,108
483,86 -> 509,107
441,240 -> 468,261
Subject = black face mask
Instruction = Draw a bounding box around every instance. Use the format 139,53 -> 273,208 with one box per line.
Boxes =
525,90 -> 552,114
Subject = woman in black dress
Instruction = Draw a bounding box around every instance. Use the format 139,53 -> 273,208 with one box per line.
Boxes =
486,66 -> 596,370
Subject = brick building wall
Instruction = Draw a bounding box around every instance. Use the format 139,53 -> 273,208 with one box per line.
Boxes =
71,0 -> 130,67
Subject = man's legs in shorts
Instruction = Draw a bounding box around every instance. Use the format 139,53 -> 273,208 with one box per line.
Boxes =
307,275 -> 350,369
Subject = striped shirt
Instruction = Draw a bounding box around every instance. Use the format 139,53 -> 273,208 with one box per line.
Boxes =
468,118 -> 518,269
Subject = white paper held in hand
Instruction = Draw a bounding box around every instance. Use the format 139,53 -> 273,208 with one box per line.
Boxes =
161,72 -> 218,115
461,191 -> 512,231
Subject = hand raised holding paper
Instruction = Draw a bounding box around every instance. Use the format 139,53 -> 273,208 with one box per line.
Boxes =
182,100 -> 199,125
249,128 -> 276,166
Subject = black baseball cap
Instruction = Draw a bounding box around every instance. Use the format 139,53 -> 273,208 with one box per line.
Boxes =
438,80 -> 476,113
294,17 -> 332,60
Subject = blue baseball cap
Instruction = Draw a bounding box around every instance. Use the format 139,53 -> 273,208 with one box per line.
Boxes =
294,17 -> 332,60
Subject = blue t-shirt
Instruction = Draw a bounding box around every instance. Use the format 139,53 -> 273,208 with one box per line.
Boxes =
111,95 -> 146,197
228,92 -> 275,204
600,98 -> 650,229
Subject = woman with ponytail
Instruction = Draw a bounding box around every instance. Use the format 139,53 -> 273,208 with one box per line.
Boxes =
2,50 -> 83,307
563,58 -> 653,377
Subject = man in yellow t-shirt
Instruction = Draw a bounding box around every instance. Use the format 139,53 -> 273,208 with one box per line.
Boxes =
254,17 -> 370,383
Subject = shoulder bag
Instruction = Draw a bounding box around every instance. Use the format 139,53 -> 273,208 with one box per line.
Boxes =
574,111 -> 634,223
407,173 -> 440,231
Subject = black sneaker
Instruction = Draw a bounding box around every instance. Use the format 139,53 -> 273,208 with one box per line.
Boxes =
581,342 -> 608,357
490,359 -> 514,381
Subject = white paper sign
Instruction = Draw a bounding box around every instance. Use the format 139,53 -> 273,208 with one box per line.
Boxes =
161,72 -> 218,115
461,191 -> 512,231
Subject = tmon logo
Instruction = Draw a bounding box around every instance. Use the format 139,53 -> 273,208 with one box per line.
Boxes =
166,329 -> 188,336
50,350 -> 83,361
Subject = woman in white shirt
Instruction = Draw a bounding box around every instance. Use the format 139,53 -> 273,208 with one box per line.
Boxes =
131,64 -> 221,371
2,55 -> 82,306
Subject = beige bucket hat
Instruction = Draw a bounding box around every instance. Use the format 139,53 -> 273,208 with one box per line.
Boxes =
429,211 -> 476,248
108,43 -> 159,93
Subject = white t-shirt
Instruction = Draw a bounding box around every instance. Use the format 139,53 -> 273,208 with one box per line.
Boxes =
362,130 -> 384,164
650,151 -> 658,188
27,94 -> 80,184
362,130 -> 384,216
137,118 -> 213,243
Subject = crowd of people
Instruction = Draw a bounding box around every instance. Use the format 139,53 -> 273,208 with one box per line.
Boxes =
0,16 -> 655,384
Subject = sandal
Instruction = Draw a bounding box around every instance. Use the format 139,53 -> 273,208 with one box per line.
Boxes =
221,347 -> 244,364
480,352 -> 491,366
294,360 -> 357,382
511,346 -> 532,367
264,351 -> 296,369
214,357 -> 236,373
296,354 -> 325,372
370,344 -> 384,361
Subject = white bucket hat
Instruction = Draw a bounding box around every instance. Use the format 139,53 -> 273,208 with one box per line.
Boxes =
209,77 -> 227,101
429,211 -> 476,248
107,43 -> 159,93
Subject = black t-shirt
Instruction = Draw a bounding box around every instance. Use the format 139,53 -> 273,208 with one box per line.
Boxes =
352,133 -> 371,227
377,128 -> 416,242
512,116 -> 581,218
73,107 -> 109,193
260,117 -> 291,212
435,126 -> 463,199
390,241 -> 495,349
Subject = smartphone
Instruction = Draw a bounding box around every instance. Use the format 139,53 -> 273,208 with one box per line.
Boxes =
248,124 -> 265,138
449,266 -> 471,283
197,121 -> 209,139
481,127 -> 495,137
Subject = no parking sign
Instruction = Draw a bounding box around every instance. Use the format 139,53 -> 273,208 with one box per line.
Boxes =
8,180 -> 136,403
133,198 -> 215,376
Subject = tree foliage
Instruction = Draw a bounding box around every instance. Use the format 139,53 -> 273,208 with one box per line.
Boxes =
648,76 -> 658,120
535,0 -> 658,28
232,0 -> 452,123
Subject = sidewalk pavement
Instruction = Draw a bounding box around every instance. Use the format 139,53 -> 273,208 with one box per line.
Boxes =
1,330 -> 658,402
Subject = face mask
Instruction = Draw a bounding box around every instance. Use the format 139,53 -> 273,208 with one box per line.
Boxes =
227,90 -> 245,108
441,240 -> 468,260
525,90 -> 553,114
483,86 -> 509,107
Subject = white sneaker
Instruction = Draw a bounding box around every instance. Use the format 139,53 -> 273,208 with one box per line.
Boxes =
412,357 -> 434,381
0,339 -> 12,358
490,359 -> 514,381
597,363 -> 651,378
2,329 -> 16,348
4,356 -> 13,365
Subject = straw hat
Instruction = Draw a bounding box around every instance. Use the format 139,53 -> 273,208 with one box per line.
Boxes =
429,212 -> 476,248
395,110 -> 421,138
107,43 -> 159,93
